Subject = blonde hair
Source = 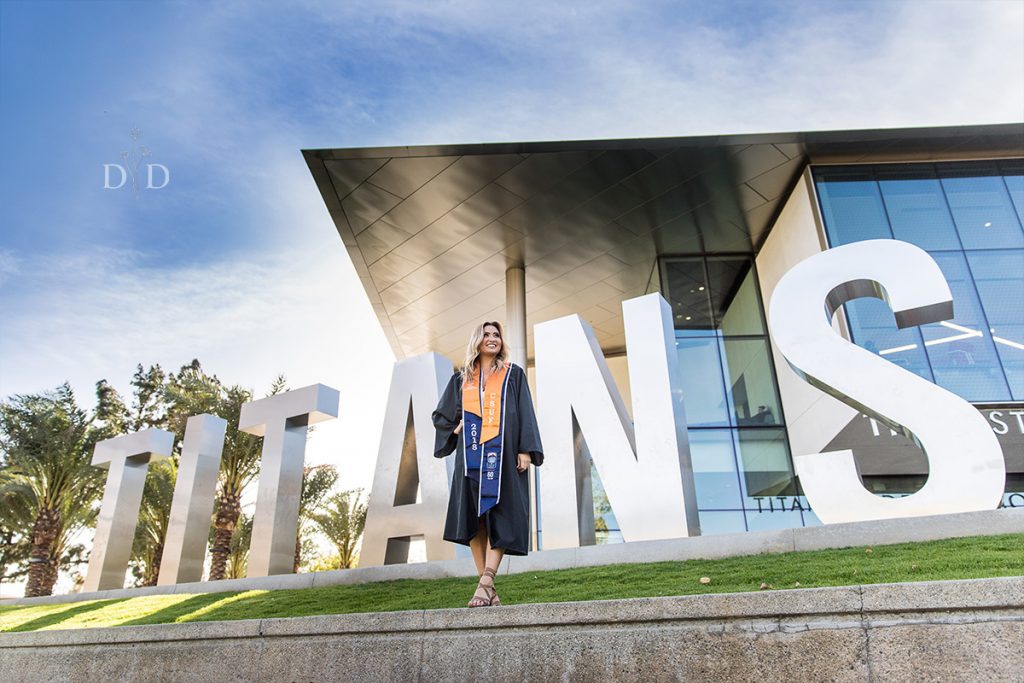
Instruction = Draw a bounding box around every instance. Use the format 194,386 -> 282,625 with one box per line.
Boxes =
461,321 -> 508,384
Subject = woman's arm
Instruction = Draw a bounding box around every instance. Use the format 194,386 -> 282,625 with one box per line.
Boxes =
516,452 -> 531,472
431,372 -> 462,458
515,365 -> 544,467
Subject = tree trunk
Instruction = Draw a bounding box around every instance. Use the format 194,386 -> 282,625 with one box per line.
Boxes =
142,542 -> 163,586
293,534 -> 302,573
43,549 -> 60,594
0,528 -> 15,585
209,489 -> 241,581
25,508 -> 60,597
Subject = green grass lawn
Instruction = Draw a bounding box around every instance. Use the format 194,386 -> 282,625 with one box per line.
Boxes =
1,533 -> 1021,633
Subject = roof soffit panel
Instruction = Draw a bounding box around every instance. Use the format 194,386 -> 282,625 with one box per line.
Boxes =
392,222 -> 523,299
324,158 -> 389,197
731,143 -> 791,182
368,252 -> 419,291
493,151 -> 601,198
356,219 -> 414,265
342,182 -> 403,234
396,249 -> 509,314
378,154 -> 525,235
746,156 -> 807,200
498,149 -> 658,234
737,183 -> 769,212
380,278 -> 434,312
306,124 -> 1022,361
388,183 -> 523,265
367,155 -> 459,197
390,254 -> 508,334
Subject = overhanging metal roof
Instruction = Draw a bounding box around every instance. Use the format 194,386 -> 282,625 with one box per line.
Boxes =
304,124 -> 1024,362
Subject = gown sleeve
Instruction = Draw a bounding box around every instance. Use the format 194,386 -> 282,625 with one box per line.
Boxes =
515,365 -> 545,466
432,371 -> 461,458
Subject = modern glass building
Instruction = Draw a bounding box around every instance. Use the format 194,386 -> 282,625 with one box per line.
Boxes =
646,157 -> 1024,537
305,123 -> 1024,546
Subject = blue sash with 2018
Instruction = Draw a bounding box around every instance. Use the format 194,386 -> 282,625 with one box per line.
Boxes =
462,364 -> 511,516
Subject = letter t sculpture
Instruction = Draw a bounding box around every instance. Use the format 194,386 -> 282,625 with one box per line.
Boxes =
240,384 -> 339,577
83,429 -> 176,592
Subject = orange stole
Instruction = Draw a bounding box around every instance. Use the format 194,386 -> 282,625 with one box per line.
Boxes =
462,364 -> 509,444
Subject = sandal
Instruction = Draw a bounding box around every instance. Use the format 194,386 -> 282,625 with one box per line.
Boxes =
467,567 -> 501,607
484,567 -> 501,606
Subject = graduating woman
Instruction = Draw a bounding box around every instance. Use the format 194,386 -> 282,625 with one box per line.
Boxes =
432,321 -> 544,607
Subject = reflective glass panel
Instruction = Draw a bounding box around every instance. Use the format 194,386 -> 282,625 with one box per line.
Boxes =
720,339 -> 783,426
688,429 -> 743,509
816,160 -> 1024,404
590,464 -> 621,544
800,510 -> 824,527
876,170 -> 961,250
1000,169 -> 1024,225
709,258 -> 765,336
664,258 -> 713,334
921,252 -> 1010,401
745,509 -> 805,532
966,250 -> 1024,399
843,298 -> 933,382
677,337 -> 730,427
660,252 -> 796,524
734,428 -> 796,500
940,168 -> 1024,249
697,511 -> 747,535
815,169 -> 892,245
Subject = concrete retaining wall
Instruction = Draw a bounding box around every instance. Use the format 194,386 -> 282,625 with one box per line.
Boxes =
6,507 -> 1023,607
1,576 -> 1022,682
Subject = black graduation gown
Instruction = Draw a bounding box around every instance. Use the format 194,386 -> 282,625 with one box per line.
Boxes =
432,363 -> 544,556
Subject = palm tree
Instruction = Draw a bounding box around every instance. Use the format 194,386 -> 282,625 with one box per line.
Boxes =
131,458 -> 177,586
295,465 -> 339,572
225,512 -> 253,580
207,385 -> 263,580
45,493 -> 98,591
165,363 -> 236,580
0,385 -> 105,596
0,475 -> 33,589
163,363 -> 274,581
311,489 -> 368,569
96,366 -> 175,587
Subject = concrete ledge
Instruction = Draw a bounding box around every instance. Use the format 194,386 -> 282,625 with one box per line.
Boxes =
1,577 -> 1021,682
5,507 -> 1022,607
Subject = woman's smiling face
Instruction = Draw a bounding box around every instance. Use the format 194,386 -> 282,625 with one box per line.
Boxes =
480,324 -> 502,355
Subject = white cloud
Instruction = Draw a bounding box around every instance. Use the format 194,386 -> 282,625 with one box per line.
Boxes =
0,248 -> 17,287
0,233 -> 395,495
365,0 -> 1024,143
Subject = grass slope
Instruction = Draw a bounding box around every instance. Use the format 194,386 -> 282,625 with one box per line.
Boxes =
1,533 -> 1021,633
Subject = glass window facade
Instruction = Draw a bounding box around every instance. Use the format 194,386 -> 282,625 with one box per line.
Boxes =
583,157 -> 1024,545
815,160 -> 1024,402
662,256 -> 810,533
588,255 -> 809,540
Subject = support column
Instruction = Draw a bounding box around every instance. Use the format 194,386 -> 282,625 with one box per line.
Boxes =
505,265 -> 527,368
506,264 -> 538,550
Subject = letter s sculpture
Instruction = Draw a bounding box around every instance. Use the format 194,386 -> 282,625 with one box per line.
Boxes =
768,239 -> 1005,524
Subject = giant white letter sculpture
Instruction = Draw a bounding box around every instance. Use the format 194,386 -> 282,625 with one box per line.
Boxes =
768,239 -> 1005,523
536,293 -> 700,549
240,384 -> 339,576
360,353 -> 456,566
84,428 -> 175,592
157,414 -> 227,585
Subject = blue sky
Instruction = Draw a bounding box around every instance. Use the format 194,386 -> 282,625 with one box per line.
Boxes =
1,0 -> 1022,497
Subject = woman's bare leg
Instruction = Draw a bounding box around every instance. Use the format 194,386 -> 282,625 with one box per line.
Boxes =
468,517 -> 487,576
468,518 -> 505,606
484,547 -> 505,576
